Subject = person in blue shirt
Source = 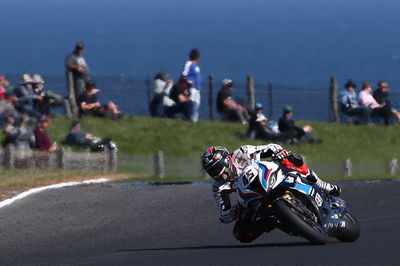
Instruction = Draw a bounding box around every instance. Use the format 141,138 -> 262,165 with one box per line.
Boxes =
182,49 -> 201,122
339,79 -> 370,124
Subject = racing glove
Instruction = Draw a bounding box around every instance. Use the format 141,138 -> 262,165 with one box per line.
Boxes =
272,149 -> 291,161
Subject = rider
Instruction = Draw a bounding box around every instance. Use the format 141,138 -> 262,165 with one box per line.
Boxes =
201,144 -> 341,243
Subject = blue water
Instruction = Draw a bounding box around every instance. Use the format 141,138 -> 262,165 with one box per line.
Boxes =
1,0 -> 400,120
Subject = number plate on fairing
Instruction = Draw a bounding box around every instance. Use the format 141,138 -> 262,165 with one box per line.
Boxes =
240,166 -> 258,188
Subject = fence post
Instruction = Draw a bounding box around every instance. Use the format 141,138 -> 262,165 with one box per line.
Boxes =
67,70 -> 78,116
57,148 -> 65,169
4,144 -> 14,170
108,149 -> 118,173
268,82 -> 273,119
389,158 -> 398,176
330,77 -> 339,122
247,75 -> 255,111
145,75 -> 152,115
343,158 -> 352,177
154,151 -> 165,179
208,75 -> 214,120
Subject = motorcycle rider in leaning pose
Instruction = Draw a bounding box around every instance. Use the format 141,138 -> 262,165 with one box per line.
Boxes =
201,144 -> 341,243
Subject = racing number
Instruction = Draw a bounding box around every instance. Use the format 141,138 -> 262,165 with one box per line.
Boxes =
242,169 -> 256,186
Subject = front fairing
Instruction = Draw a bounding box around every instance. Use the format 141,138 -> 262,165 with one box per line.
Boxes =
236,161 -> 285,208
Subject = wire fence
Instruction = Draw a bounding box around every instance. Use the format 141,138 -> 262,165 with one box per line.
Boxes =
5,73 -> 400,121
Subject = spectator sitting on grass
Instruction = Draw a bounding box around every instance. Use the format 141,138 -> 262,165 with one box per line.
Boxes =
278,106 -> 321,144
0,75 -> 16,96
358,81 -> 391,125
216,78 -> 250,124
31,74 -> 71,117
247,103 -> 293,143
63,121 -> 117,152
372,80 -> 395,125
34,117 -> 59,151
149,72 -> 174,117
164,77 -> 194,121
339,79 -> 370,125
15,74 -> 44,119
78,82 -> 122,119
3,115 -> 35,149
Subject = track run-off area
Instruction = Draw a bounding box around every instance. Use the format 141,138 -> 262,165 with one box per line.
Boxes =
0,180 -> 399,266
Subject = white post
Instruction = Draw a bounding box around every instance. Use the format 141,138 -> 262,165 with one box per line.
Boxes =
344,158 -> 352,177
154,151 -> 165,179
389,158 -> 398,176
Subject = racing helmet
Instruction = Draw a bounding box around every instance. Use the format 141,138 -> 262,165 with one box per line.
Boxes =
202,146 -> 236,181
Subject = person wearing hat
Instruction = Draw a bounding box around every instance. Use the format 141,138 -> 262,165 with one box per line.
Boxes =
14,74 -> 44,119
34,117 -> 58,151
31,74 -> 71,117
247,103 -> 293,143
78,82 -> 122,119
339,79 -> 370,125
182,49 -> 201,122
216,78 -> 250,124
278,106 -> 321,144
66,42 -> 92,105
63,121 -> 117,152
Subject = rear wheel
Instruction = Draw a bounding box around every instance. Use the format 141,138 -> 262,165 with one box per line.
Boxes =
273,199 -> 329,245
336,213 -> 360,242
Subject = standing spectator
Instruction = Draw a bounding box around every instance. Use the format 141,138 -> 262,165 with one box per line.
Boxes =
216,78 -> 250,124
358,82 -> 390,125
278,106 -> 321,144
64,121 -> 117,151
66,42 -> 91,105
15,74 -> 44,118
34,117 -> 58,151
339,79 -> 370,125
149,72 -> 174,117
165,77 -> 194,121
373,80 -> 393,125
31,74 -> 71,117
78,82 -> 122,119
182,49 -> 201,122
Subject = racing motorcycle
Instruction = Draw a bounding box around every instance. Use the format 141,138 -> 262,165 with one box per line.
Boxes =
236,155 -> 360,244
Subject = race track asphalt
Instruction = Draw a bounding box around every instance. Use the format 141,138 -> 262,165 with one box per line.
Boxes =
0,180 -> 399,266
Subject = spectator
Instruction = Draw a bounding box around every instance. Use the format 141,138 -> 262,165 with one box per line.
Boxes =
0,75 -> 15,95
3,115 -> 35,149
15,74 -> 44,118
34,117 -> 58,151
216,78 -> 250,124
66,42 -> 91,105
358,82 -> 390,125
149,72 -> 174,117
31,74 -> 71,117
0,94 -> 19,125
278,106 -> 321,144
373,80 -> 394,125
339,79 -> 370,125
182,49 -> 201,122
64,121 -> 117,152
78,82 -> 122,119
165,77 -> 194,121
0,75 -> 7,99
247,103 -> 292,143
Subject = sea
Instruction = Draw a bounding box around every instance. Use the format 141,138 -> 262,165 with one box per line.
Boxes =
1,0 -> 400,120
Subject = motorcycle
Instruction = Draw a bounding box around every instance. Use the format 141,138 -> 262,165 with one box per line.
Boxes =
235,155 -> 360,244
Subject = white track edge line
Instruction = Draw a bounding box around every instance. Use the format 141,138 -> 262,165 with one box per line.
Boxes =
0,178 -> 109,209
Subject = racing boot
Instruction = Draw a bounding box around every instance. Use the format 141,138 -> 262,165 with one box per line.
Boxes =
306,170 -> 341,196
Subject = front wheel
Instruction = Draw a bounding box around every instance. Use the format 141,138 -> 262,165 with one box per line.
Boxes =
273,199 -> 329,245
335,213 -> 360,242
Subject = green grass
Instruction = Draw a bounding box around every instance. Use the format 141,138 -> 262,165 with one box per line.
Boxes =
0,115 -> 398,197
46,115 -> 400,164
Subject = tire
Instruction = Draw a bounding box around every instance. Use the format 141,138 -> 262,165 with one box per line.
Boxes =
273,199 -> 329,245
336,213 -> 360,242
